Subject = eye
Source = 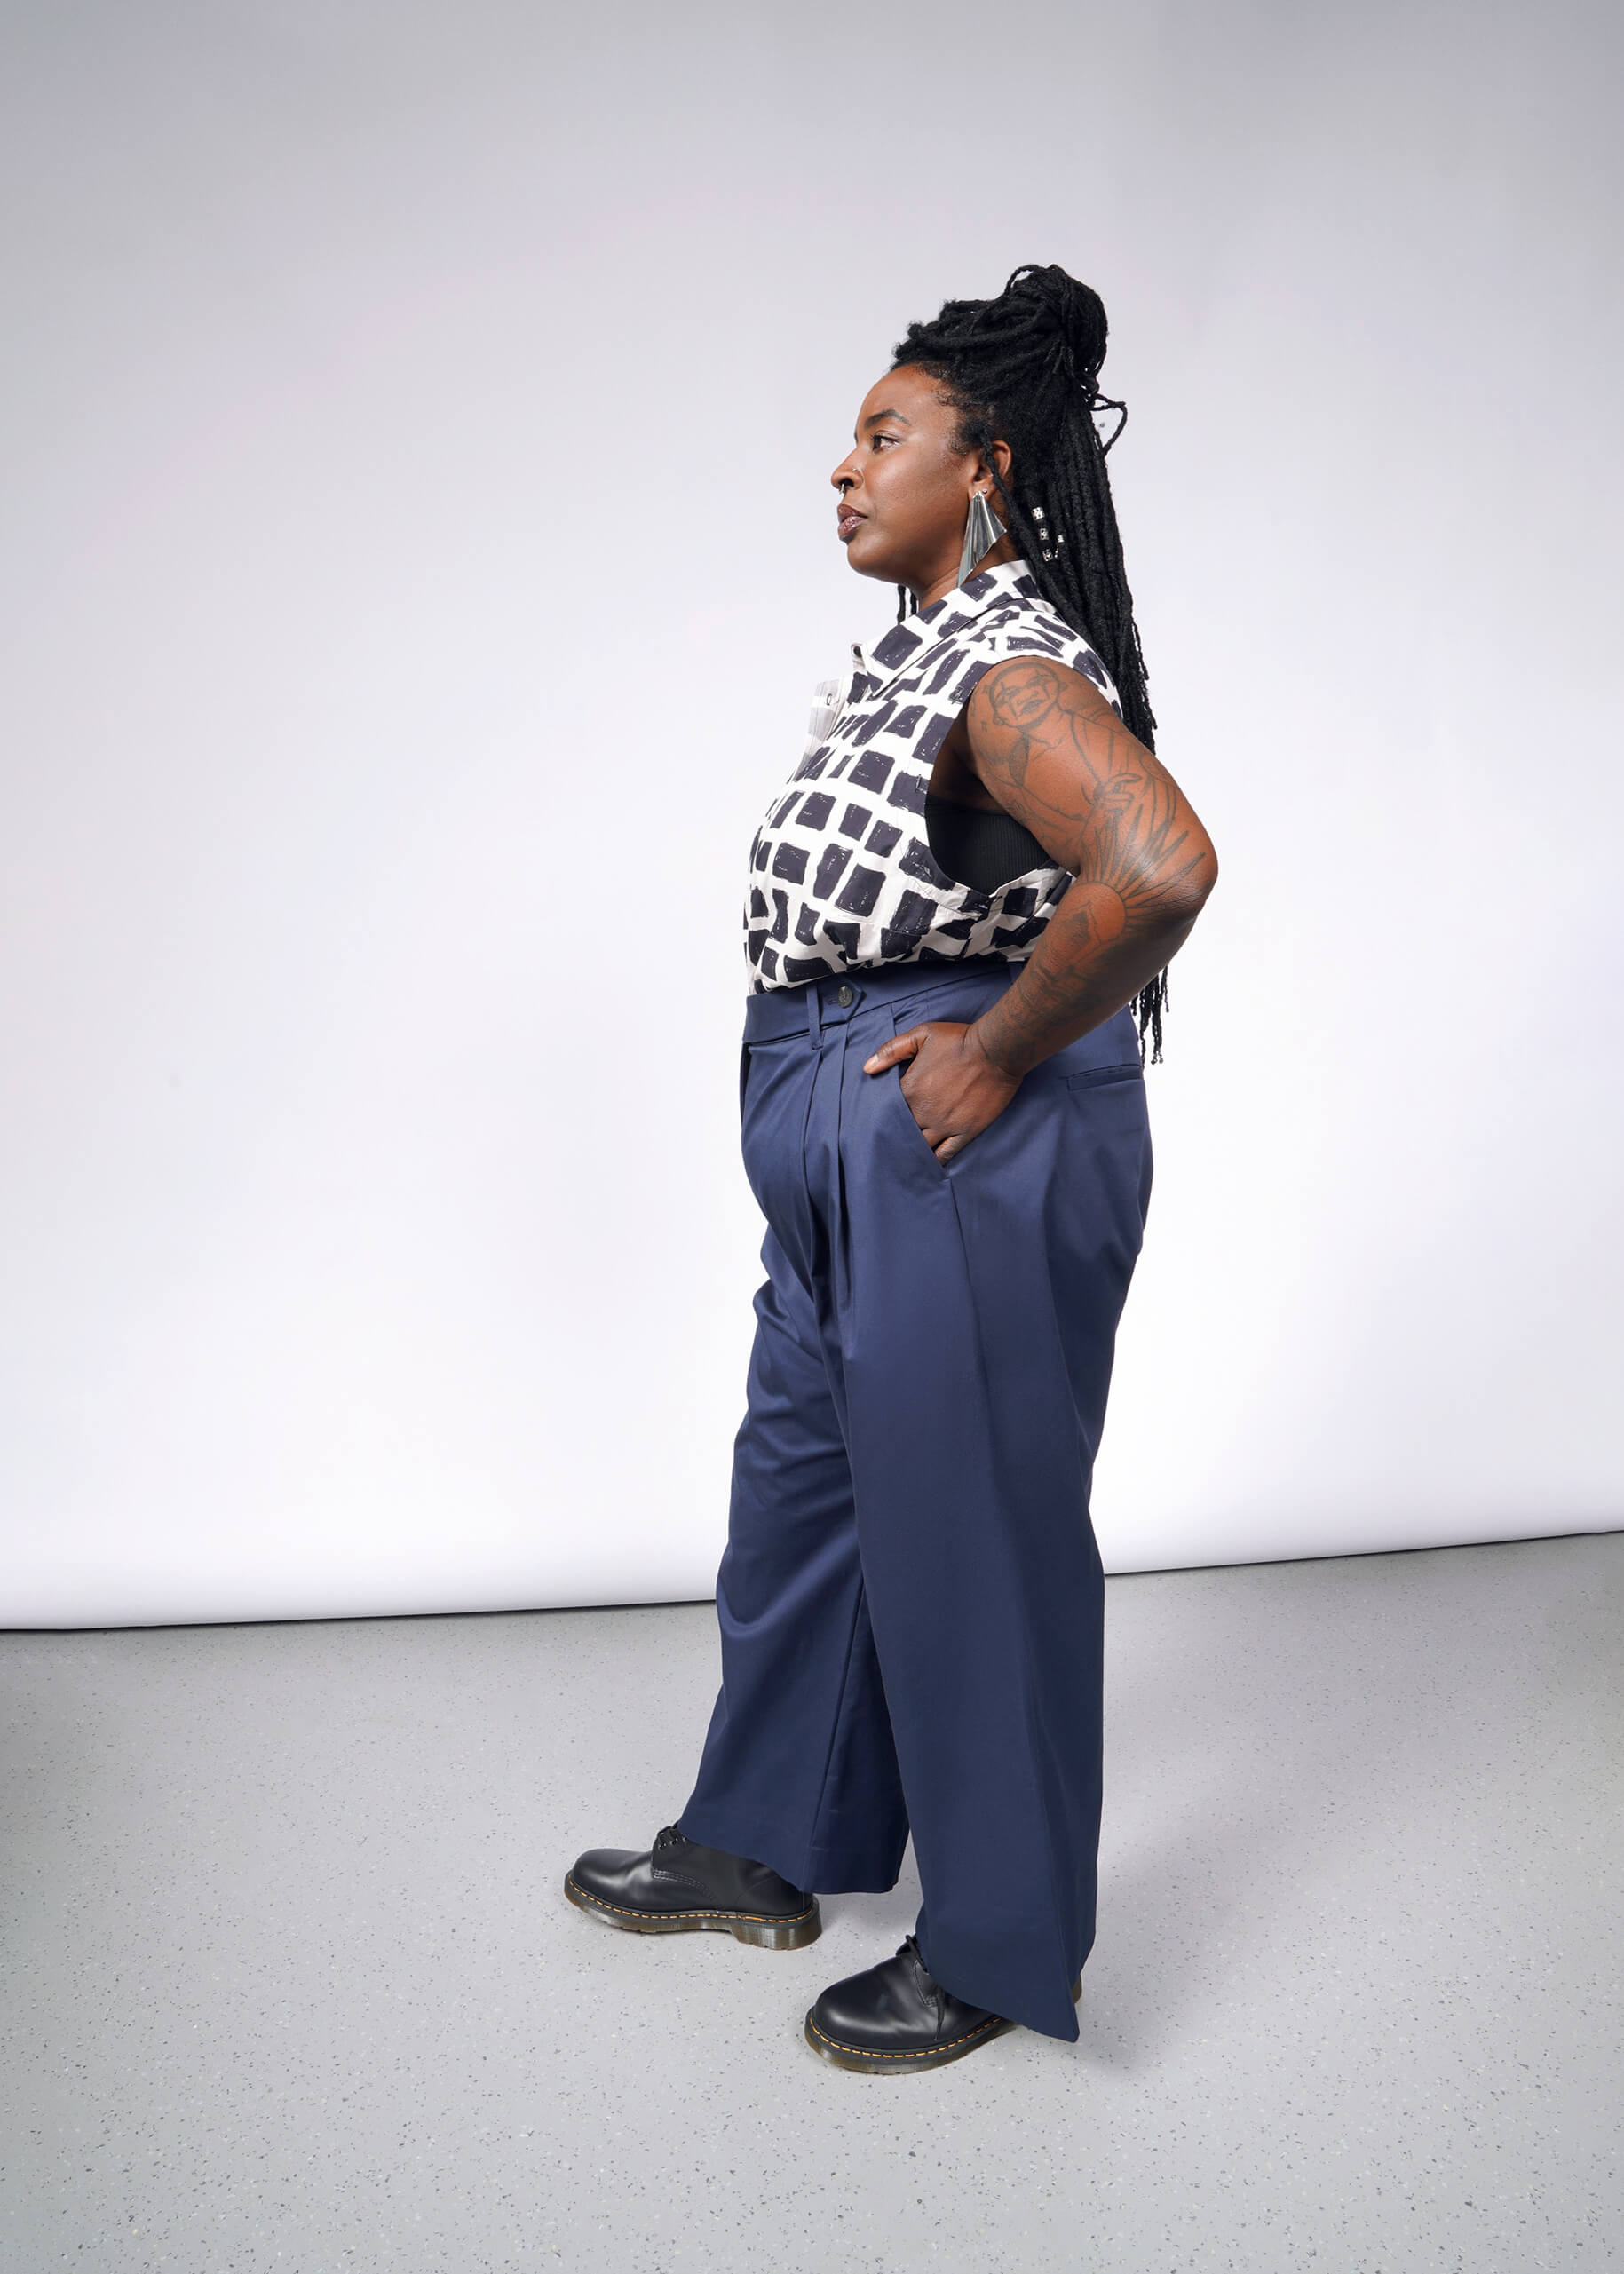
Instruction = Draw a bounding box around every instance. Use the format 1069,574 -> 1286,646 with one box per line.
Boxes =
869,431 -> 899,450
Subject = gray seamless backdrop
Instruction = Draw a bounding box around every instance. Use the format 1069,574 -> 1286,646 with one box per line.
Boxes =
2,0 -> 1620,1624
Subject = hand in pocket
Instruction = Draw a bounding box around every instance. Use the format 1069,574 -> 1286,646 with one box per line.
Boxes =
863,1020 -> 1020,1162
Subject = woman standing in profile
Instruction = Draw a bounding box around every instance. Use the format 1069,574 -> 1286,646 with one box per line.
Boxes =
566,265 -> 1218,2072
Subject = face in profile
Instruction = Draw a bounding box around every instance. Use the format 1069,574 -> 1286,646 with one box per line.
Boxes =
830,365 -> 1007,599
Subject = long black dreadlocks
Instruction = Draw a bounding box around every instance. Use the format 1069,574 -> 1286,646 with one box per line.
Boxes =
892,263 -> 1168,1060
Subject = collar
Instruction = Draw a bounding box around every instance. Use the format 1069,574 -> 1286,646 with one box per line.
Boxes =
852,560 -> 1042,691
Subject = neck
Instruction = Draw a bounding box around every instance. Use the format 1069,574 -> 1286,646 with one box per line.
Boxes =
914,532 -> 1021,610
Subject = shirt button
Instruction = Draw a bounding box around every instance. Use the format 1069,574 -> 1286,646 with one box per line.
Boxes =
836,984 -> 854,1008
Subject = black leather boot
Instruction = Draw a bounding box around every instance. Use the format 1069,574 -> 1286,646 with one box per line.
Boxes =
565,1825 -> 820,1951
804,1936 -> 1081,2072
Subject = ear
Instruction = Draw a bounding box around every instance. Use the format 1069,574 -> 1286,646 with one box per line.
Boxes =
974,437 -> 1013,495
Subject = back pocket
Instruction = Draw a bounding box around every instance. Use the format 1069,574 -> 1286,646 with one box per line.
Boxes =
1063,1061 -> 1144,1090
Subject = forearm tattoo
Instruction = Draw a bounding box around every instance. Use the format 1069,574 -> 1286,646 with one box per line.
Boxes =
967,657 -> 1215,1076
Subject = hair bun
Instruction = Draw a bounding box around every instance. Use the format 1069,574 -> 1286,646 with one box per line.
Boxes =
1002,264 -> 1109,386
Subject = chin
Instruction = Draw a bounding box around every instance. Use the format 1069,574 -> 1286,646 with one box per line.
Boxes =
844,534 -> 899,583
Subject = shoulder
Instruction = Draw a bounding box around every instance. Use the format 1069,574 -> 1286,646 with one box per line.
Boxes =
965,653 -> 1135,780
963,574 -> 1121,708
960,612 -> 1120,736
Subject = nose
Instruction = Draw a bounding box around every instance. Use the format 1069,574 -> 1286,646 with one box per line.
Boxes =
830,448 -> 861,495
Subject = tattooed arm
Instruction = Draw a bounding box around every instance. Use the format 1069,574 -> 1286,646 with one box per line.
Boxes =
962,655 -> 1217,1072
864,654 -> 1217,1160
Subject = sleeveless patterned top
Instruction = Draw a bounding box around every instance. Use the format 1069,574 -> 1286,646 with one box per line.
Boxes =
744,561 -> 1121,993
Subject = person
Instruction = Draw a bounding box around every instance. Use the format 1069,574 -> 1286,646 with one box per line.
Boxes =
566,265 -> 1218,2073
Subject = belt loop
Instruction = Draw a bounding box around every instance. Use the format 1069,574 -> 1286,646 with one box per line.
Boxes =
805,975 -> 823,1048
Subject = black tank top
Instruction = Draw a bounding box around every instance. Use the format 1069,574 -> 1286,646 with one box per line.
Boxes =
923,795 -> 1055,895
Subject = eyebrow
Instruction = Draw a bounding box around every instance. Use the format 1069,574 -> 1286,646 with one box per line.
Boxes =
857,408 -> 912,435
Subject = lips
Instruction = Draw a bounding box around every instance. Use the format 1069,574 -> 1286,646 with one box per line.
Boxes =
836,506 -> 866,541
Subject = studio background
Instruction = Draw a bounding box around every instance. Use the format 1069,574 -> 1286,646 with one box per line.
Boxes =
3,0 -> 1619,1628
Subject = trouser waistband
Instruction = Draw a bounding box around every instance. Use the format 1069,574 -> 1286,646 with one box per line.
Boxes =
741,956 -> 1021,1044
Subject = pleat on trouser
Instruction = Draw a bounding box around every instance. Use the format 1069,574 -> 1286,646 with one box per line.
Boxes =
681,959 -> 1152,2043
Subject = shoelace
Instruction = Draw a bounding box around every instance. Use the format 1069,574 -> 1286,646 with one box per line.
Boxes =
652,1825 -> 685,1857
900,1935 -> 949,2017
900,1934 -> 932,1985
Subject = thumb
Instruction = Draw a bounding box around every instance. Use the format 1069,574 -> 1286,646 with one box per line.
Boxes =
864,1027 -> 925,1076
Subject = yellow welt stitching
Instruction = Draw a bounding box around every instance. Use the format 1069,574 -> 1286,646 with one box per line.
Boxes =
566,1876 -> 817,1927
805,2013 -> 1003,2061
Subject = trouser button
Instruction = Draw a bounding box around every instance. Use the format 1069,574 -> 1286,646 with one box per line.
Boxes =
836,984 -> 854,1008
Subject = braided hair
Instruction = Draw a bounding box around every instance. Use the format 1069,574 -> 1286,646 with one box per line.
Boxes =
892,264 -> 1168,1059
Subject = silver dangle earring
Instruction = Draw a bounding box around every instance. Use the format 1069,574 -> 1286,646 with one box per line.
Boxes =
956,488 -> 1006,586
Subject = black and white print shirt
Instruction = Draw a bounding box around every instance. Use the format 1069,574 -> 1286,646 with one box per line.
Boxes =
744,562 -> 1121,993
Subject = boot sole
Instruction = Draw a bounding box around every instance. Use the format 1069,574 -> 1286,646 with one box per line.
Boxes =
803,1975 -> 1082,2074
804,2010 -> 1013,2072
564,1874 -> 821,1951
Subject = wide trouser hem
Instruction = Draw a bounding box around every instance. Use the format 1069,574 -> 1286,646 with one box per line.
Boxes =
918,1916 -> 1094,2044
677,1800 -> 906,1898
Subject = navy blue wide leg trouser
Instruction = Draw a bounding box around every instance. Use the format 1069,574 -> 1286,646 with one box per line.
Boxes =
681,958 -> 1153,2043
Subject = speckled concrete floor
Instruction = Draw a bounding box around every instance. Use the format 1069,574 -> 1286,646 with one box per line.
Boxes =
2,1533 -> 1620,2273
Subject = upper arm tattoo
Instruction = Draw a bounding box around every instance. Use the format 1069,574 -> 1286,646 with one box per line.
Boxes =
969,657 -> 1210,926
